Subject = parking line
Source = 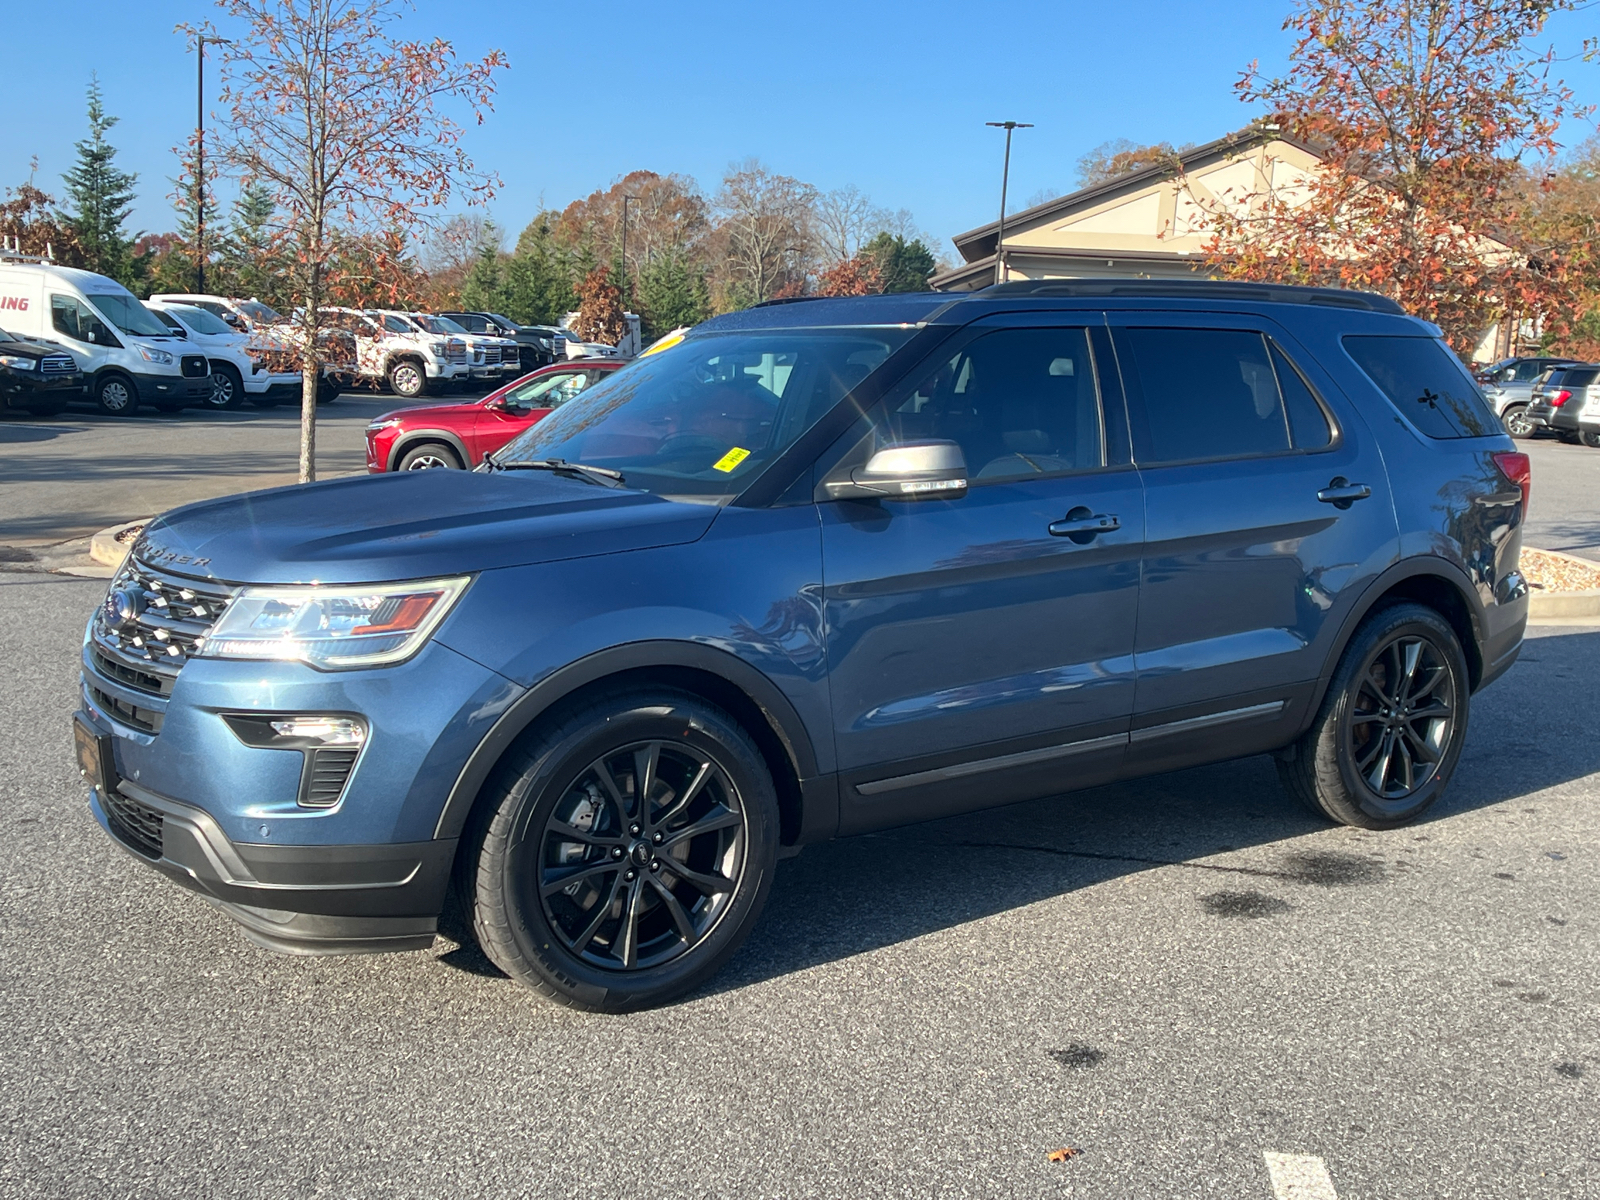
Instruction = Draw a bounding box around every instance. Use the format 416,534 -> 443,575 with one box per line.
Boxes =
1263,1152 -> 1338,1200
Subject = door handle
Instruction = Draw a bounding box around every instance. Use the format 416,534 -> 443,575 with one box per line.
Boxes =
1316,478 -> 1371,509
1048,508 -> 1120,540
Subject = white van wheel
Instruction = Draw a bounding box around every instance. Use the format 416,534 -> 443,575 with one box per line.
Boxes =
96,376 -> 137,416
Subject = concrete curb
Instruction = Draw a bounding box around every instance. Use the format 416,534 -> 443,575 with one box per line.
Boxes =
1527,547 -> 1600,624
89,519 -> 151,570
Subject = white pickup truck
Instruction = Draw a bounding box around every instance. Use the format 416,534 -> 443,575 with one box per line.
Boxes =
321,307 -> 467,398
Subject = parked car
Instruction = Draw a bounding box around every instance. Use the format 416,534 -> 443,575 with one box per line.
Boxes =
149,292 -> 346,404
1524,363 -> 1600,447
318,307 -> 465,398
148,293 -> 285,334
365,360 -> 622,471
75,280 -> 1529,1012
0,257 -> 211,414
435,311 -> 564,372
0,324 -> 88,415
379,311 -> 519,384
146,302 -> 301,410
1476,356 -> 1579,438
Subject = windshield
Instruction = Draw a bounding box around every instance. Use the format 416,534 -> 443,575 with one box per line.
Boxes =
238,300 -> 282,324
493,328 -> 916,498
89,292 -> 174,338
488,313 -> 518,330
425,315 -> 467,334
169,305 -> 234,336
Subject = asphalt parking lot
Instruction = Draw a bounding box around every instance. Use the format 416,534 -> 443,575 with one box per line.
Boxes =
1,608 -> 1598,1198
0,412 -> 1596,1199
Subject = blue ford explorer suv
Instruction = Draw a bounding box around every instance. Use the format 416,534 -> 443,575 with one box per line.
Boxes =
75,280 -> 1530,1011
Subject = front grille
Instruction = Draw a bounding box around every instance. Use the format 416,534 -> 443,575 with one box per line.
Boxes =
482,345 -> 500,365
301,747 -> 360,808
40,353 -> 77,374
103,788 -> 163,858
180,354 -> 209,378
87,560 -> 235,732
445,340 -> 468,365
90,685 -> 163,734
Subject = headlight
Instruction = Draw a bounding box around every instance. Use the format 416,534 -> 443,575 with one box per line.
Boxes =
430,341 -> 448,357
366,417 -> 402,432
0,355 -> 37,370
198,576 -> 470,669
137,345 -> 175,365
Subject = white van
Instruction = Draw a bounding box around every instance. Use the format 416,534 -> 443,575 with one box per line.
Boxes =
0,257 -> 211,415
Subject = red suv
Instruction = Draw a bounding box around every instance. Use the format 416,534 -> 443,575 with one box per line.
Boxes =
365,360 -> 623,472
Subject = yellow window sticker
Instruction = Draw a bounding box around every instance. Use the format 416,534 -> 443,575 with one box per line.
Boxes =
712,447 -> 751,473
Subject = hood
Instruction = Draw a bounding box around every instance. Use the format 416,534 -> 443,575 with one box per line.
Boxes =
372,398 -> 484,424
134,468 -> 719,585
0,335 -> 66,357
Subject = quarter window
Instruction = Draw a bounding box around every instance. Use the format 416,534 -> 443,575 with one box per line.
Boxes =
1271,342 -> 1334,450
1119,327 -> 1291,464
1342,335 -> 1497,438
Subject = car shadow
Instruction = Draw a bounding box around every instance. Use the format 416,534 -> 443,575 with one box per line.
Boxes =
435,626 -> 1600,999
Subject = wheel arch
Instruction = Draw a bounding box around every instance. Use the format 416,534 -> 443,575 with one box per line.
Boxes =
388,428 -> 470,471
1307,558 -> 1487,725
434,641 -> 827,849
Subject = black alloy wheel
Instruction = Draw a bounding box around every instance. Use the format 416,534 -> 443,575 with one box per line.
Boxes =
465,688 -> 779,1011
532,740 -> 747,971
1342,633 -> 1457,803
1277,603 -> 1469,829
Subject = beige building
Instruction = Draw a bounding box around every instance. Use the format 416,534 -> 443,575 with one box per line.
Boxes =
931,127 -> 1521,362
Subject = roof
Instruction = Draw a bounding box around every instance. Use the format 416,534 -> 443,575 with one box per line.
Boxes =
696,293 -> 957,332
979,277 -> 1406,314
947,125 -> 1323,265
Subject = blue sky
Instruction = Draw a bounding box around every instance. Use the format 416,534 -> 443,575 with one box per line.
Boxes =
3,0 -> 1596,260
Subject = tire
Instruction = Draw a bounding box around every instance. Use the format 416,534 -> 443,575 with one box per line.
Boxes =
206,363 -> 245,410
317,377 -> 341,405
388,359 -> 428,399
462,688 -> 780,1012
1580,431 -> 1600,449
95,374 -> 137,416
396,442 -> 462,471
1503,405 -> 1536,439
1277,603 -> 1470,829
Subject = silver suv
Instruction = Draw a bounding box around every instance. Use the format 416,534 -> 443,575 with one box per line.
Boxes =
1525,363 -> 1600,447
1478,356 -> 1578,438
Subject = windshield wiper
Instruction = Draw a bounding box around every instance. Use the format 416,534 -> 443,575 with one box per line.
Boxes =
489,457 -> 627,488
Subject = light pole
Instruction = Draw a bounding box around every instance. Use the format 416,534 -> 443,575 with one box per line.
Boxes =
620,194 -> 638,313
985,120 -> 1032,286
194,34 -> 231,294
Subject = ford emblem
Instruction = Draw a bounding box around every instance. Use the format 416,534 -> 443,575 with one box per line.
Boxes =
103,587 -> 142,631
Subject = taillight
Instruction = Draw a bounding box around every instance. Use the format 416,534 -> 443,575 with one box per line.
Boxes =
1492,450 -> 1531,516
1549,389 -> 1572,407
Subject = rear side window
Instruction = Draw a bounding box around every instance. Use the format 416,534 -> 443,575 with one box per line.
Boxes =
1549,367 -> 1599,388
1342,335 -> 1497,438
1270,342 -> 1333,450
1118,327 -> 1292,464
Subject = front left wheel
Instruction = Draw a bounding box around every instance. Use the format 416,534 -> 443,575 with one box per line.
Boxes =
463,689 -> 780,1012
1277,603 -> 1469,829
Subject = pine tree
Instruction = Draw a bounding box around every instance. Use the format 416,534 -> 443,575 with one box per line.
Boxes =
224,182 -> 282,306
637,249 -> 710,338
862,232 -> 936,294
59,76 -> 140,284
505,213 -> 577,325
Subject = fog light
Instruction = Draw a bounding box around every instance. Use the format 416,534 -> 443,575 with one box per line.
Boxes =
222,713 -> 367,809
268,717 -> 365,746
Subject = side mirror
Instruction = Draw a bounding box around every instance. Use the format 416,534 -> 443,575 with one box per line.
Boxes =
825,440 -> 968,502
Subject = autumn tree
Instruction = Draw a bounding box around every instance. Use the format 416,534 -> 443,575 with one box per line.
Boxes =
573,264 -> 625,344
712,160 -> 817,308
59,77 -> 140,285
815,255 -> 884,297
1195,0 -> 1580,350
1076,138 -> 1181,188
202,0 -> 504,482
1517,134 -> 1600,358
0,176 -> 81,262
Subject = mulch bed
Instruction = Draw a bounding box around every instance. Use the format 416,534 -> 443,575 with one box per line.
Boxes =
1522,547 -> 1600,593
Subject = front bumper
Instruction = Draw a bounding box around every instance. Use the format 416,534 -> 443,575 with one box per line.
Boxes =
129,369 -> 212,402
244,370 -> 302,396
83,749 -> 452,954
1,369 -> 89,406
424,360 -> 461,380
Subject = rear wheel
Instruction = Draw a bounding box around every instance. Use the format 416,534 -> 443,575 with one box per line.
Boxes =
1580,431 -> 1600,449
1503,405 -> 1536,439
94,375 -> 137,416
463,689 -> 779,1012
397,442 -> 461,471
1277,603 -> 1469,829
